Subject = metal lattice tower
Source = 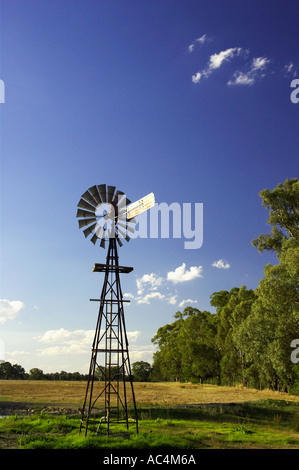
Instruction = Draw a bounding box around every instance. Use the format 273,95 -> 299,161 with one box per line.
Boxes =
79,238 -> 138,435
76,184 -> 155,436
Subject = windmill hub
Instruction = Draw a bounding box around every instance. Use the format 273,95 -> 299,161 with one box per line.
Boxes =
77,184 -> 154,248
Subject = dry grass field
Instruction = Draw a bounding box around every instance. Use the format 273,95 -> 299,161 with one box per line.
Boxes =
1,380 -> 299,409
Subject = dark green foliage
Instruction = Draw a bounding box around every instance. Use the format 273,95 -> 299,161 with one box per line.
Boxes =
252,178 -> 299,254
0,362 -> 26,380
132,361 -> 152,382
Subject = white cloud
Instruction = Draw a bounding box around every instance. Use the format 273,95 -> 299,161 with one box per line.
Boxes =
178,299 -> 198,308
37,328 -> 94,345
36,328 -> 140,356
7,350 -> 30,357
167,263 -> 203,283
208,47 -> 243,71
284,61 -> 297,77
192,47 -> 243,84
137,292 -> 165,304
127,331 -> 141,343
227,56 -> 270,86
188,34 -> 207,53
227,71 -> 255,86
126,290 -> 178,306
192,72 -> 202,83
196,34 -> 207,44
251,56 -> 270,71
38,344 -> 87,356
212,259 -> 231,269
124,293 -> 135,298
129,344 -> 157,364
168,295 -> 178,305
0,299 -> 25,324
136,273 -> 163,295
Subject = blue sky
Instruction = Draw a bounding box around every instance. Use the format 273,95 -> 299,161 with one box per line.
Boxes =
0,0 -> 298,373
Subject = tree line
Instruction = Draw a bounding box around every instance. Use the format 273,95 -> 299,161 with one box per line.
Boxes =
0,361 -> 153,382
0,362 -> 89,381
150,179 -> 299,394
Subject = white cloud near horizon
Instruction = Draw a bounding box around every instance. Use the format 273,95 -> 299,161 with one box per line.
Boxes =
36,328 -> 141,356
124,263 -> 202,306
212,259 -> 231,269
178,299 -> 198,308
167,263 -> 203,283
136,291 -> 165,304
0,299 -> 25,324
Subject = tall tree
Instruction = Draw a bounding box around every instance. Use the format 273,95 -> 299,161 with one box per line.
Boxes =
177,308 -> 220,383
151,319 -> 184,381
236,241 -> 299,391
132,361 -> 152,382
210,286 -> 256,385
252,178 -> 299,254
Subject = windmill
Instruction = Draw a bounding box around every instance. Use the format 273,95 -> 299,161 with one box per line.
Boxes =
76,184 -> 155,436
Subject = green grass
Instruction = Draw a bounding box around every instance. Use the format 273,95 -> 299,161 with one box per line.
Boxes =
1,399 -> 299,449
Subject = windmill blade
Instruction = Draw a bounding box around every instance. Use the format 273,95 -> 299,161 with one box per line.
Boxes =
88,185 -> 102,205
100,238 -> 106,249
117,220 -> 135,234
97,184 -> 107,203
90,226 -> 105,244
117,226 -> 131,242
107,185 -> 116,203
77,198 -> 96,213
91,233 -> 98,245
117,199 -> 132,218
116,237 -> 123,247
76,208 -> 95,218
78,217 -> 96,229
112,190 -> 124,205
83,222 -> 97,238
81,190 -> 98,208
90,225 -> 104,244
115,193 -> 130,209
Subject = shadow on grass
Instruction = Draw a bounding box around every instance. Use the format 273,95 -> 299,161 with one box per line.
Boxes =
137,399 -> 299,429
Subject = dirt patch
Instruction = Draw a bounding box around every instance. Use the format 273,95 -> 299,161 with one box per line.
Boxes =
0,401 -> 81,417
